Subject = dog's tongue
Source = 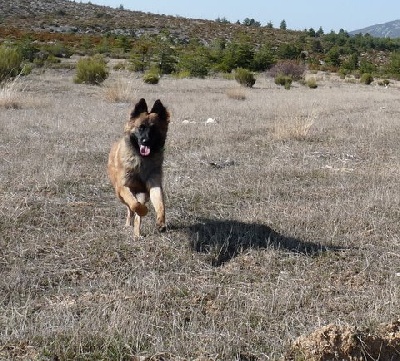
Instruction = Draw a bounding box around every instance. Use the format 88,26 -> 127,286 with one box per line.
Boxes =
140,145 -> 151,156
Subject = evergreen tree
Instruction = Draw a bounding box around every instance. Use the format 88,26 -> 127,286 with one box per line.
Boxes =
252,44 -> 275,71
129,36 -> 156,71
242,18 -> 261,27
316,26 -> 324,37
325,46 -> 341,67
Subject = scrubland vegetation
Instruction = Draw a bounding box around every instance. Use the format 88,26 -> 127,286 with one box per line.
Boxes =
2,0 -> 400,86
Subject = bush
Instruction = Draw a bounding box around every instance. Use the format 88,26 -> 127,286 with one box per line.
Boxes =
0,45 -> 23,83
378,79 -> 390,87
20,63 -> 32,76
113,62 -> 126,71
269,60 -> 305,80
275,74 -> 292,89
338,68 -> 349,79
44,42 -> 72,59
386,53 -> 400,79
306,77 -> 318,89
143,69 -> 160,84
172,70 -> 191,79
177,53 -> 209,78
359,59 -> 376,74
226,88 -> 246,100
360,73 -> 374,85
234,68 -> 256,88
74,56 -> 109,85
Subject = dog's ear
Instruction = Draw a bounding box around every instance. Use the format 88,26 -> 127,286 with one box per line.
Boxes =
130,98 -> 148,118
150,99 -> 170,122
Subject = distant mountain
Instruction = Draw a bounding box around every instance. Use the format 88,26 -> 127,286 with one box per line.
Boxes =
350,19 -> 400,38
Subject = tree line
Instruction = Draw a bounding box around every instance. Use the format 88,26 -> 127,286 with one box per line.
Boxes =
2,20 -> 400,83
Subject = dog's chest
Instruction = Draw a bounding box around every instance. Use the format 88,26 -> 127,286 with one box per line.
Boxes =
124,154 -> 162,188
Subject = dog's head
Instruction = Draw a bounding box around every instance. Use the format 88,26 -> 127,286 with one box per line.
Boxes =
124,98 -> 170,157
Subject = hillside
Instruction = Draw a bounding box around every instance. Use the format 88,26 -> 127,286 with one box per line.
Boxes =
350,19 -> 400,38
0,0 -> 296,44
3,0 -> 400,81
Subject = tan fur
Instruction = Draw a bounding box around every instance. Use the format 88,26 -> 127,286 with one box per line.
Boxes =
107,99 -> 170,238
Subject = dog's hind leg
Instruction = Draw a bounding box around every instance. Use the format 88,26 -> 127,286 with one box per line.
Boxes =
125,206 -> 134,226
133,214 -> 141,238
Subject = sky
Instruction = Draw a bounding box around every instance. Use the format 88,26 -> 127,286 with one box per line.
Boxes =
78,0 -> 400,33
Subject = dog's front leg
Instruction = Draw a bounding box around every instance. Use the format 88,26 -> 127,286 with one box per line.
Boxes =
149,186 -> 166,232
117,186 -> 148,218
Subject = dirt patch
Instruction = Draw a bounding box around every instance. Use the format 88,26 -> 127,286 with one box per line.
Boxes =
286,321 -> 400,360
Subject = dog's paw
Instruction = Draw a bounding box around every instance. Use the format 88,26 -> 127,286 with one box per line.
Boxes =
135,204 -> 148,217
157,223 -> 167,233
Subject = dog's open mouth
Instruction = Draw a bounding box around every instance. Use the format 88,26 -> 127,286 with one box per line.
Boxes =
140,145 -> 151,156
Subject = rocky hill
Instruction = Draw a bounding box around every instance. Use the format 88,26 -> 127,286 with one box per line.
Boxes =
350,19 -> 400,38
0,0 -> 296,44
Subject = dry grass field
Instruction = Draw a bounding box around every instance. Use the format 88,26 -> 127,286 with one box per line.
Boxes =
0,68 -> 399,360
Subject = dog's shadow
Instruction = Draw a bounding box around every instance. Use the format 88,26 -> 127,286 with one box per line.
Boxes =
186,218 -> 338,266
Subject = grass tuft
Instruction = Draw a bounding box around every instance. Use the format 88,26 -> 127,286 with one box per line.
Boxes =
102,76 -> 141,103
0,75 -> 38,109
0,76 -> 23,109
274,111 -> 316,141
226,87 -> 247,100
74,56 -> 109,85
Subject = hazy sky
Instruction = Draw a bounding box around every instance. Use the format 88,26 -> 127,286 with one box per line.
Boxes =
77,0 -> 400,32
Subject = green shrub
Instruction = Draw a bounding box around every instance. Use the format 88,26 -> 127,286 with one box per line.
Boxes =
178,53 -> 209,78
338,68 -> 348,79
46,55 -> 62,65
16,39 -> 39,62
359,59 -> 376,74
234,68 -> 256,88
378,78 -> 390,87
44,42 -> 72,59
20,63 -> 32,76
143,69 -> 160,84
113,62 -> 126,71
360,73 -> 373,85
386,53 -> 400,79
0,45 -> 23,83
306,77 -> 318,89
74,56 -> 109,85
275,74 -> 292,89
172,70 -> 191,79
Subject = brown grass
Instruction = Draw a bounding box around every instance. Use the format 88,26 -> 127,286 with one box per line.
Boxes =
273,103 -> 317,141
0,69 -> 399,360
0,75 -> 48,109
226,87 -> 247,100
0,76 -> 26,109
102,73 -> 142,103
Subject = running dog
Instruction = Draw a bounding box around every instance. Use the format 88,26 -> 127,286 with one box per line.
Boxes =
108,98 -> 170,237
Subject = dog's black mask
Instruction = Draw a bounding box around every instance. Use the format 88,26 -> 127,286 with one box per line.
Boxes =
128,98 -> 169,157
131,124 -> 164,157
